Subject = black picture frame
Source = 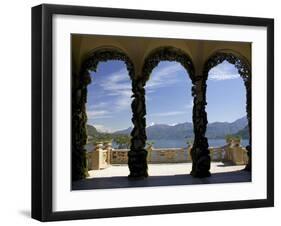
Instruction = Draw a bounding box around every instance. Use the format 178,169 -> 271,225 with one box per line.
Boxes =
32,3 -> 274,221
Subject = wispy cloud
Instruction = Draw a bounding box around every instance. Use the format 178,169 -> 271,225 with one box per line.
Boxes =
148,99 -> 192,118
87,102 -> 108,110
184,100 -> 193,109
145,62 -> 187,91
92,124 -> 113,133
98,68 -> 132,111
114,92 -> 132,110
87,68 -> 133,118
86,110 -> 112,119
208,60 -> 240,81
150,111 -> 186,117
99,68 -> 131,92
209,73 -> 240,81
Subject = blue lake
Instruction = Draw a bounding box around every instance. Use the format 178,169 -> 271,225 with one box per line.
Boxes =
147,139 -> 249,148
85,139 -> 249,151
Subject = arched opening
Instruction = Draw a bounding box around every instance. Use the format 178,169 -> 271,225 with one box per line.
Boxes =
85,60 -> 133,177
142,47 -> 195,176
203,52 -> 251,171
72,48 -> 135,181
145,61 -> 193,175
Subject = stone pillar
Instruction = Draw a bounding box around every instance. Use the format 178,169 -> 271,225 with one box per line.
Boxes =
190,77 -> 211,177
72,72 -> 91,181
128,78 -> 148,178
104,142 -> 112,164
146,144 -> 153,163
92,142 -> 108,170
244,80 -> 252,171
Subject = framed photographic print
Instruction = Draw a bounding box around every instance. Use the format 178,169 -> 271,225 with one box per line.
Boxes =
32,4 -> 274,221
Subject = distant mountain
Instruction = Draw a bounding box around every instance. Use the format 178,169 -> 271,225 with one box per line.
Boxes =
233,125 -> 249,139
114,116 -> 248,140
206,116 -> 248,139
86,124 -> 98,137
145,123 -> 193,140
113,126 -> 132,135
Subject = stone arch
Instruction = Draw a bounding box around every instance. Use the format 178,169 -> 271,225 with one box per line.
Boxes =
203,51 -> 251,171
203,49 -> 250,77
80,47 -> 135,80
127,46 -> 196,178
72,47 -> 135,181
142,46 -> 195,82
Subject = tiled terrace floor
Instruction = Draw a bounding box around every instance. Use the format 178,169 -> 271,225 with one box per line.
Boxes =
72,162 -> 251,190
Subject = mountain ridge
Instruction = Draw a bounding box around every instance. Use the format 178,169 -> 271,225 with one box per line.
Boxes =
113,116 -> 248,139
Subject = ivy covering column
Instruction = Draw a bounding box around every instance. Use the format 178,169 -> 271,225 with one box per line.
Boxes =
128,78 -> 148,178
72,72 -> 91,181
244,71 -> 252,171
190,77 -> 211,177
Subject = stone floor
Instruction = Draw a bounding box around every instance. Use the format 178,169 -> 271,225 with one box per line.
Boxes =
72,162 -> 251,190
88,162 -> 245,177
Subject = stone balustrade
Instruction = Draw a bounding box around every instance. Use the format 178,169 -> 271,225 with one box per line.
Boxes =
87,141 -> 248,170
111,147 -> 193,164
88,142 -> 109,170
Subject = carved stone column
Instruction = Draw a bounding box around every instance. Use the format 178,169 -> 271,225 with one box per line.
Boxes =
235,59 -> 251,171
128,78 -> 148,178
244,78 -> 252,171
72,72 -> 91,181
190,76 -> 211,177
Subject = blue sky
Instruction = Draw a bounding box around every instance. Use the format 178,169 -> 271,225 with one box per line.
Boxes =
86,60 -> 246,132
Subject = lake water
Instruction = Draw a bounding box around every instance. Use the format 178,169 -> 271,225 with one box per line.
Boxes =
147,139 -> 249,148
85,139 -> 249,151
